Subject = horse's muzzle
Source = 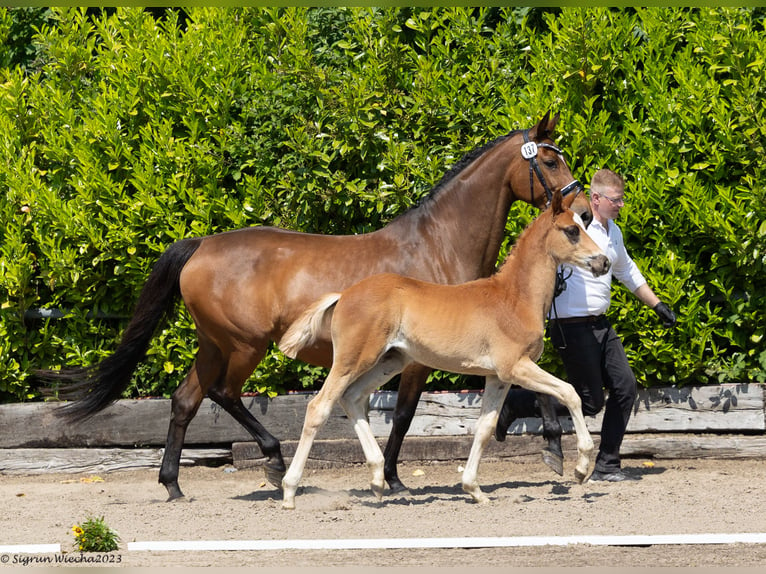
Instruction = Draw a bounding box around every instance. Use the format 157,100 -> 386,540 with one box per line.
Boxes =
588,254 -> 611,277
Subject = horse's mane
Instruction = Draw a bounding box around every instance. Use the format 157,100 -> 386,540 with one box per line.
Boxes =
418,129 -> 520,205
384,128 -> 521,227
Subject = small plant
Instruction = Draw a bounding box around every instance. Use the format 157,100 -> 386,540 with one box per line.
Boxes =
71,516 -> 120,552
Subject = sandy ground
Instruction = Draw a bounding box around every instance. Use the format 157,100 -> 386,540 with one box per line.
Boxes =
3,455 -> 766,568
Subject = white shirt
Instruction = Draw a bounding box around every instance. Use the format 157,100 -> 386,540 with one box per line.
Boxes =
551,218 -> 646,318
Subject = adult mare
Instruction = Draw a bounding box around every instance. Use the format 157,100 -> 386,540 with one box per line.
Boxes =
39,112 -> 588,501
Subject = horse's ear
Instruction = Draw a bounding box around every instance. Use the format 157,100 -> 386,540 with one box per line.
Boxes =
551,189 -> 565,216
533,111 -> 559,141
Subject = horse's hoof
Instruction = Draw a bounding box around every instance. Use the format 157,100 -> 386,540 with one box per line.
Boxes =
264,464 -> 286,489
282,500 -> 295,510
371,482 -> 386,501
473,494 -> 491,505
574,468 -> 587,484
386,478 -> 409,494
541,448 -> 564,476
164,484 -> 185,502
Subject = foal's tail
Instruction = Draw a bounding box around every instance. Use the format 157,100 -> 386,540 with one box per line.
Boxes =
279,293 -> 341,359
37,238 -> 203,422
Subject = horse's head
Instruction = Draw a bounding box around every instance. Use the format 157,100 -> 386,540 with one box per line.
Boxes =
547,190 -> 610,277
507,112 -> 592,227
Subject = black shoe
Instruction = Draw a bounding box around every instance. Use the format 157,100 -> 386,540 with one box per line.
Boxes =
588,469 -> 640,483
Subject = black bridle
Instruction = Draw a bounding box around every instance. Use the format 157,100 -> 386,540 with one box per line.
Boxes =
522,129 -> 583,207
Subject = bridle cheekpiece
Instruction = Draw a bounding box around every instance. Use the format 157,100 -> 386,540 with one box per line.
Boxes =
522,129 -> 583,207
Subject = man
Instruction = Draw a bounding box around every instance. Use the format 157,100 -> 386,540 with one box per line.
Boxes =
495,168 -> 676,482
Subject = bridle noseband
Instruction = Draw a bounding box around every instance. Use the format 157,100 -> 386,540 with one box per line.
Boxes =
521,129 -> 583,207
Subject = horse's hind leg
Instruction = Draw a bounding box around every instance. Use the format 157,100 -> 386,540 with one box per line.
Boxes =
207,349 -> 285,488
342,357 -> 405,500
159,354 -> 221,501
538,393 -> 565,476
383,363 -> 431,493
462,376 -> 511,504
282,368 -> 352,509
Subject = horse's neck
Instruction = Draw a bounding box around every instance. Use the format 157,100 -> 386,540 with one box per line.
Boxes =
494,216 -> 557,321
387,144 -> 516,280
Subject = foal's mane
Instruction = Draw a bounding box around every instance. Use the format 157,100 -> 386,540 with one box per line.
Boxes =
494,204 -> 554,274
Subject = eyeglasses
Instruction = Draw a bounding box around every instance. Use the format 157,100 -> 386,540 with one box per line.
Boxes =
599,193 -> 625,206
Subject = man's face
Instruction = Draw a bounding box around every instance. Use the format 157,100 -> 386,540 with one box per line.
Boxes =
593,185 -> 625,220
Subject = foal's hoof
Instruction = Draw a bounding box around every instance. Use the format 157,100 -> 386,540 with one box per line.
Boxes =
264,464 -> 286,490
371,482 -> 386,501
541,447 -> 564,476
574,468 -> 588,484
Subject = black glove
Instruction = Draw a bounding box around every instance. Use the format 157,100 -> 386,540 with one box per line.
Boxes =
653,301 -> 676,327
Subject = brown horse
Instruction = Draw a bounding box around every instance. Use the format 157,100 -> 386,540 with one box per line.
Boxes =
41,112 -> 588,501
279,190 -> 610,508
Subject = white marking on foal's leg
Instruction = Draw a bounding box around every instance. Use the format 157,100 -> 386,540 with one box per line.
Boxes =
341,393 -> 386,500
282,382 -> 342,509
462,377 -> 509,504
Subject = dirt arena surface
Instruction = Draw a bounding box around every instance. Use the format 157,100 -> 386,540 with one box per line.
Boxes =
4,455 -> 766,568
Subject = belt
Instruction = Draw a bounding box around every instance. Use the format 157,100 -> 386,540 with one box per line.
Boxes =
549,315 -> 605,325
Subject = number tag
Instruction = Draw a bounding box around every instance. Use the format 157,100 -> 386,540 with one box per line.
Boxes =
521,141 -> 538,160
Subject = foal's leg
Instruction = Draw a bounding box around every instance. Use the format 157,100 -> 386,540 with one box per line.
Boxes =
383,363 -> 432,492
282,368 -> 354,509
207,348 -> 285,488
462,376 -> 512,504
511,357 -> 594,482
537,393 -> 565,476
341,358 -> 406,500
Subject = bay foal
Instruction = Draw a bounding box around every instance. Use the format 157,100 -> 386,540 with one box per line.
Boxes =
279,191 -> 610,509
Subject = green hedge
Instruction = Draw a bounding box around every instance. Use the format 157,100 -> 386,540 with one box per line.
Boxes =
1,7 -> 764,402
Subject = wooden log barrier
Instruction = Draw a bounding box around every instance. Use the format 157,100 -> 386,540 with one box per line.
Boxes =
0,384 -> 763,474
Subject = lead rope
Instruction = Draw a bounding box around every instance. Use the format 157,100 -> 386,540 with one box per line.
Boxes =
550,266 -> 572,350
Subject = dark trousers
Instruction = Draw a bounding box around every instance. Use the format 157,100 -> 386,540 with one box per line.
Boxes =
549,316 -> 637,473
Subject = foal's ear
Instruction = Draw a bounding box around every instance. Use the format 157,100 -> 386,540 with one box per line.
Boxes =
551,189 -> 565,216
533,111 -> 560,141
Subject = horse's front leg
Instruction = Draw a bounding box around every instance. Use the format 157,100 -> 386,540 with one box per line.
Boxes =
538,393 -> 564,476
510,358 -> 593,483
383,363 -> 431,493
462,376 -> 511,504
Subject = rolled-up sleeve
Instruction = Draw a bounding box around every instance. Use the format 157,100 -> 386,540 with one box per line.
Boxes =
611,226 -> 647,293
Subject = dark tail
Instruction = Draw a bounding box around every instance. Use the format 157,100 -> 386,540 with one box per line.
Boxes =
37,238 -> 203,421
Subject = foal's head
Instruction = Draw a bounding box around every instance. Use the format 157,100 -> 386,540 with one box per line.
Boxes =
546,191 -> 610,277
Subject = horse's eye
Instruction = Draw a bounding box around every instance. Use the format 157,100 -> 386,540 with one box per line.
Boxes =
544,159 -> 557,169
564,225 -> 580,243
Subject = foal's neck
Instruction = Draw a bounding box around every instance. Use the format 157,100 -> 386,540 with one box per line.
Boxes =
495,213 -> 558,323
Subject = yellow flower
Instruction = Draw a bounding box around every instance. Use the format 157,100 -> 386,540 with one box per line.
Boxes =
72,525 -> 84,536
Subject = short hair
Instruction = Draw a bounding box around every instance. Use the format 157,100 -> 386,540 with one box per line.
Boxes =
591,169 -> 624,195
